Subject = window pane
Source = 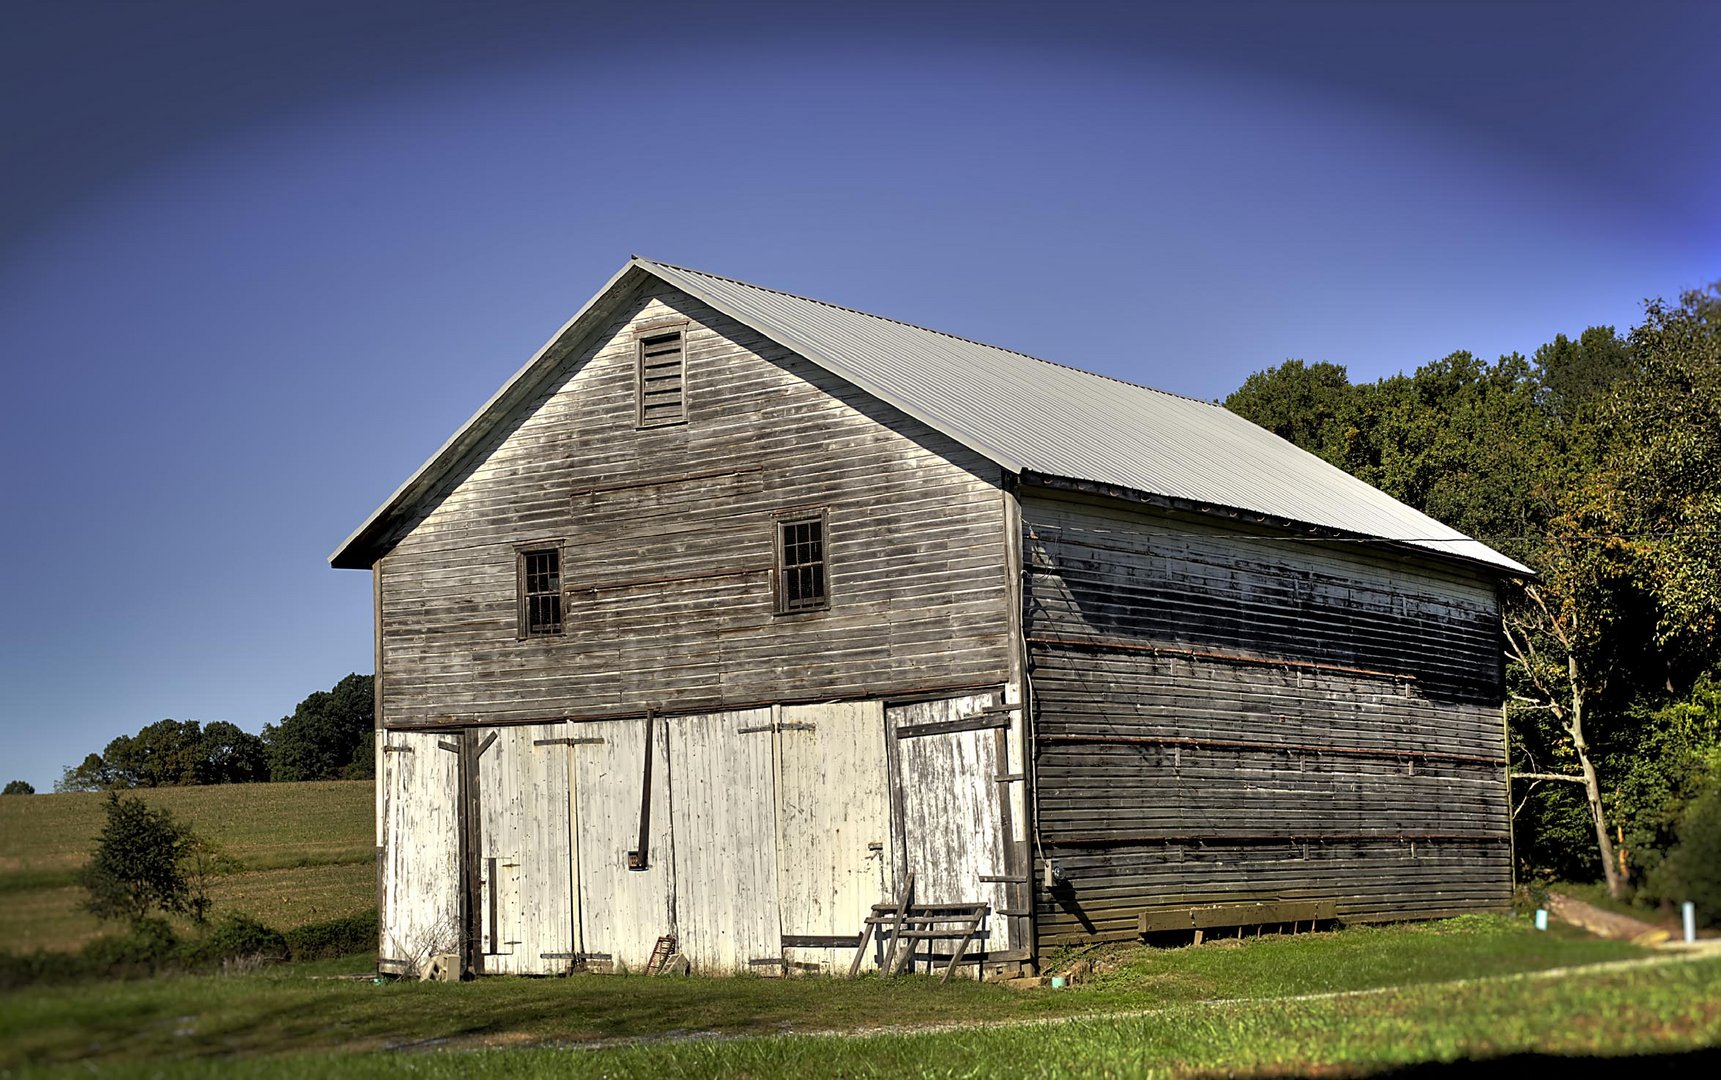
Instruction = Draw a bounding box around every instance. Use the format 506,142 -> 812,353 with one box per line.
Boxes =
522,549 -> 563,635
777,517 -> 826,611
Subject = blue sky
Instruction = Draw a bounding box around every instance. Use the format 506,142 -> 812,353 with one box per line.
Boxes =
2,1 -> 1716,790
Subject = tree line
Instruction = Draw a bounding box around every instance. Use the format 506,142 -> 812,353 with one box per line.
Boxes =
1226,284 -> 1720,913
43,673 -> 375,791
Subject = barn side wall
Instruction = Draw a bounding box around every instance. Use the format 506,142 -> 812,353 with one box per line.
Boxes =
375,278 -> 1014,725
1022,487 -> 1510,947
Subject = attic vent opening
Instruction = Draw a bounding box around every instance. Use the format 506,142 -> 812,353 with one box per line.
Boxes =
636,329 -> 686,427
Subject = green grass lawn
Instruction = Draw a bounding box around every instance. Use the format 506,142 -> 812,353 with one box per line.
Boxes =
0,782 -> 374,951
0,915 -> 1675,1076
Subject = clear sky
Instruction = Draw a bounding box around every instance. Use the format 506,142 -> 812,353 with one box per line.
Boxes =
2,0 -> 1716,790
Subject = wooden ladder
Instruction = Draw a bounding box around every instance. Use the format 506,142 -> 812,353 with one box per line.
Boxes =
645,933 -> 677,976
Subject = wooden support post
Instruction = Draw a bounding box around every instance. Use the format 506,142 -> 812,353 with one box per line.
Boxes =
881,872 -> 915,975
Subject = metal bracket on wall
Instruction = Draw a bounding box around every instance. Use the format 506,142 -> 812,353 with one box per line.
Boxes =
736,722 -> 816,734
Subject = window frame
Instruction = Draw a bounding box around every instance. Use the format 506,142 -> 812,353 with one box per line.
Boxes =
634,320 -> 689,429
773,509 -> 830,615
515,543 -> 565,640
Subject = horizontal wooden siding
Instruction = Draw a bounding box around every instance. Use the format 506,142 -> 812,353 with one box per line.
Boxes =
378,280 -> 1012,724
1022,489 -> 1510,947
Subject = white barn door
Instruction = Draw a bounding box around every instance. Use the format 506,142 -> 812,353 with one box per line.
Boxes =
572,716 -> 674,973
774,702 -> 893,973
473,724 -> 578,974
668,708 -> 782,973
378,730 -> 461,975
889,693 -> 1014,959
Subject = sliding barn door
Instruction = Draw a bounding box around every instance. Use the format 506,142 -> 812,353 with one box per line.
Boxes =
889,693 -> 1016,956
378,730 -> 461,975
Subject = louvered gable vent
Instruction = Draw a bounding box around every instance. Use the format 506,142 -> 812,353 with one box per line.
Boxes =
636,329 -> 686,426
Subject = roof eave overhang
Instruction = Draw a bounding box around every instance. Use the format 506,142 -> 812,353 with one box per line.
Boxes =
328,259 -> 652,569
1019,472 -> 1538,580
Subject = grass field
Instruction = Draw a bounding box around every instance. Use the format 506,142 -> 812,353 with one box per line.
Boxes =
5,784 -> 1716,1076
1,915 -> 1682,1075
0,782 -> 373,951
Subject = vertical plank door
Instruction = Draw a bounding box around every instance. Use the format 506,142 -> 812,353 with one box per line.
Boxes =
573,716 -> 675,972
774,701 -> 894,973
473,724 -> 578,974
379,730 -> 462,975
889,693 -> 1014,961
668,707 -> 783,973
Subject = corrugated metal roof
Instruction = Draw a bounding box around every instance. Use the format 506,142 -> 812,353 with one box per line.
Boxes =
639,258 -> 1529,576
332,257 -> 1529,576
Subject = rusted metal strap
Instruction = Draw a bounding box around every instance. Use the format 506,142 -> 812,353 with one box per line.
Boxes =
532,737 -> 606,747
782,933 -> 863,948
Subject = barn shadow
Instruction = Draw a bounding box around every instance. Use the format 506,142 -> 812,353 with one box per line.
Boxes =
1265,1048 -> 1721,1079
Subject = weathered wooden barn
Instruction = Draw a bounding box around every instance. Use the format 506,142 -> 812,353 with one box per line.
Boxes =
331,257 -> 1530,978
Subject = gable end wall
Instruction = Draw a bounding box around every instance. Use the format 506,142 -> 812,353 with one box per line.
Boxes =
376,281 -> 1014,725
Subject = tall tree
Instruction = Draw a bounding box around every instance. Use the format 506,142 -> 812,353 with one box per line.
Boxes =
264,674 -> 376,781
1225,300 -> 1720,895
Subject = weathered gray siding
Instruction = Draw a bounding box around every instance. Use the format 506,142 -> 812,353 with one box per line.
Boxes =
377,279 -> 1012,726
1023,487 -> 1510,946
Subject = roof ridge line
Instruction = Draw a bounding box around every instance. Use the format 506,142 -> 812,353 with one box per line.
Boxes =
637,257 -> 1222,408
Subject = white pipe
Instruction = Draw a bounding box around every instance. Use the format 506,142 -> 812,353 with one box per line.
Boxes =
1684,902 -> 1697,944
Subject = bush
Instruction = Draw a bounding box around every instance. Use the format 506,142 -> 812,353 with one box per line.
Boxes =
181,913 -> 288,967
1652,784 -> 1721,926
81,917 -> 180,970
284,909 -> 378,961
2,779 -> 33,795
77,793 -> 215,927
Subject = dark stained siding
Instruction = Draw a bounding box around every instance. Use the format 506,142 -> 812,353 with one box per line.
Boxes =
1023,488 -> 1509,946
378,281 -> 1012,725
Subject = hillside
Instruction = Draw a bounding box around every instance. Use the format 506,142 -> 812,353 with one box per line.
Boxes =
0,781 -> 373,952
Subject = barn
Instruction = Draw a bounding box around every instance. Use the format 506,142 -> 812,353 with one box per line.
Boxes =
331,257 -> 1529,978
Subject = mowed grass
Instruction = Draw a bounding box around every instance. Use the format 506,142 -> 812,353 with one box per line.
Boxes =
0,782 -> 373,951
0,915 -> 1660,1073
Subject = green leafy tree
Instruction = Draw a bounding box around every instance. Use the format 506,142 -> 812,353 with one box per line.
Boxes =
56,753 -> 117,792
264,674 -> 376,781
1613,675 -> 1721,888
76,793 -> 215,928
2,780 -> 33,795
195,721 -> 271,784
1651,784 -> 1721,925
55,719 -> 268,790
1224,359 -> 1354,458
1226,293 -> 1721,895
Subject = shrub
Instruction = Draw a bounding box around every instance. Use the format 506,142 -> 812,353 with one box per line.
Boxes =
76,792 -> 215,928
285,909 -> 378,961
181,913 -> 289,967
2,779 -> 33,795
81,917 -> 180,971
1651,784 -> 1721,926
